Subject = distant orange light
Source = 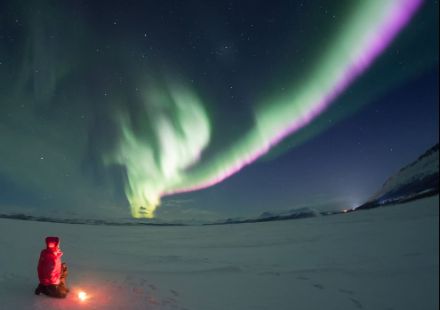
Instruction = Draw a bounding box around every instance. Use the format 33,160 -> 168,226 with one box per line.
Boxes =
78,291 -> 88,301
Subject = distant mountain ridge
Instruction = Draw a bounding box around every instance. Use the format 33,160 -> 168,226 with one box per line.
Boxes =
358,143 -> 439,210
0,207 -> 332,226
206,207 -> 322,225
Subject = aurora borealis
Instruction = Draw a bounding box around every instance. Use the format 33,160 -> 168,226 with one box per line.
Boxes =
0,1 -> 438,220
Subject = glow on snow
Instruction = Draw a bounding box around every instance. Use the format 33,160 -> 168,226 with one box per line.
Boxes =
108,0 -> 422,218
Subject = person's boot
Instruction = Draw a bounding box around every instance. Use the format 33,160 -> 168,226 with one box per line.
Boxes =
34,285 -> 42,295
59,280 -> 70,294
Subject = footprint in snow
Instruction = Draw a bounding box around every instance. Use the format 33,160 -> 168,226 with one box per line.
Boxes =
312,283 -> 324,290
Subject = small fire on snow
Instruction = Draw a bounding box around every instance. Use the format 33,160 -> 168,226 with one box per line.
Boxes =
78,291 -> 89,301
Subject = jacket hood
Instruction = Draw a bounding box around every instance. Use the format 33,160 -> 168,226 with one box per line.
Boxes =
45,236 -> 60,249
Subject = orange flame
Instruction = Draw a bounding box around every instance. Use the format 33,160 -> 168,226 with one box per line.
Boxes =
78,291 -> 88,301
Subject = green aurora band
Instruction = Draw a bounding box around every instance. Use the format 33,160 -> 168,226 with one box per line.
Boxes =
104,82 -> 211,218
104,0 -> 422,218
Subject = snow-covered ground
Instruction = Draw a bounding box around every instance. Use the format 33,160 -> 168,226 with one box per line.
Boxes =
0,196 -> 438,310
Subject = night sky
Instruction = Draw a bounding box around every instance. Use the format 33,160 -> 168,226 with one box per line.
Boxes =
0,0 -> 438,221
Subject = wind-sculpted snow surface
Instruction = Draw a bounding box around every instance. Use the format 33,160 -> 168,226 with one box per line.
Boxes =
0,196 -> 438,310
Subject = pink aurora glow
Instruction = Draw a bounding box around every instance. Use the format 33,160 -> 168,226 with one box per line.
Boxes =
165,0 -> 422,196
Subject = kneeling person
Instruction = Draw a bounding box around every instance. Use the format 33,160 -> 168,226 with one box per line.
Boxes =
35,237 -> 69,298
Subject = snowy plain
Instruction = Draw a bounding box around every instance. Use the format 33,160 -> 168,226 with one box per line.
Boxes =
0,196 -> 438,310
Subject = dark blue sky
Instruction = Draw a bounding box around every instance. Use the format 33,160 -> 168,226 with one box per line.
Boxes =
163,69 -> 438,219
0,0 -> 438,220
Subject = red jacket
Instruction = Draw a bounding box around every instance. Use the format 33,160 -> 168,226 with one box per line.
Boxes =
37,237 -> 63,285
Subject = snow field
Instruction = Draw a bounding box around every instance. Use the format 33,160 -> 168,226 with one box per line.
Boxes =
0,196 -> 438,309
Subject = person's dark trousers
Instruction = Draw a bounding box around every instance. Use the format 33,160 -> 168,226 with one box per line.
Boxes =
35,263 -> 69,298
34,284 -> 66,298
